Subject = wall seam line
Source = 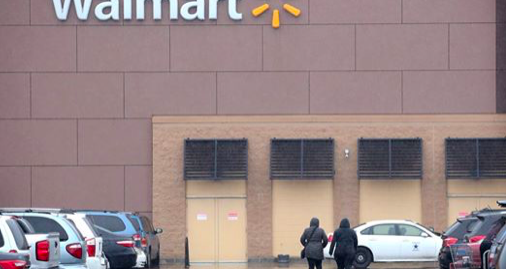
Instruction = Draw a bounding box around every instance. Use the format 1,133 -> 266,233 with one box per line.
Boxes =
76,26 -> 78,72
261,26 -> 264,71
401,71 -> 404,113
123,166 -> 126,211
215,72 -> 218,115
354,25 -> 357,71
308,72 -> 311,114
29,73 -> 32,118
123,73 -> 126,118
448,24 -> 451,70
30,166 -> 33,207
169,25 -> 172,72
401,0 -> 403,23
76,119 -> 79,165
29,0 -> 31,25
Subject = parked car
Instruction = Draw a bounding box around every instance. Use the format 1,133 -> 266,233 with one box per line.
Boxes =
79,211 -> 141,268
324,220 -> 442,269
440,208 -> 506,269
0,252 -> 31,269
127,214 -> 163,268
1,210 -> 88,269
63,212 -> 108,269
9,216 -> 61,269
489,222 -> 506,269
91,224 -> 138,269
439,214 -> 480,269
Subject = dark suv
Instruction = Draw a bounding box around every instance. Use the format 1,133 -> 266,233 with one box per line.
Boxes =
439,209 -> 506,269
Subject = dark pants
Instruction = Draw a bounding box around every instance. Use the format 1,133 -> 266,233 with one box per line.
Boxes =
307,258 -> 323,269
335,253 -> 355,269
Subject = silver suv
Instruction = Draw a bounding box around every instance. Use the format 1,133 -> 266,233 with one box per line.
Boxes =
2,210 -> 87,269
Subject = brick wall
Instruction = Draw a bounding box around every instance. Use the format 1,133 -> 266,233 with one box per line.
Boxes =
0,0 -> 498,225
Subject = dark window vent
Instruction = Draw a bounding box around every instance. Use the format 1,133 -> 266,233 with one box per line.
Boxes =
270,139 -> 335,179
446,138 -> 506,179
358,138 -> 423,179
184,139 -> 248,180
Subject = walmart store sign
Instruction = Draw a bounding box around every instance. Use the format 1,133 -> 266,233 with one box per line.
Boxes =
52,0 -> 243,21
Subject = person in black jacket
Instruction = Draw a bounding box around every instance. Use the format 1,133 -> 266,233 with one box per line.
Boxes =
300,217 -> 328,269
329,218 -> 358,269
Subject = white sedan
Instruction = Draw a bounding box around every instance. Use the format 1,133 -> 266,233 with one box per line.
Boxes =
324,220 -> 443,268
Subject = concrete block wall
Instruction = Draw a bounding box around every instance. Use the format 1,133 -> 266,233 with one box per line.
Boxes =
0,0 -> 500,222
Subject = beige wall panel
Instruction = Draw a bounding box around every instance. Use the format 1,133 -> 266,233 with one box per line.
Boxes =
447,197 -> 504,226
447,180 -> 506,226
359,180 -> 422,223
272,180 -> 333,257
448,180 -> 506,195
186,181 -> 246,198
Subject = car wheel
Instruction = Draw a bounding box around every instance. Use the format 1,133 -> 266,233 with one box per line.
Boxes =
354,248 -> 372,269
145,251 -> 151,268
152,250 -> 160,266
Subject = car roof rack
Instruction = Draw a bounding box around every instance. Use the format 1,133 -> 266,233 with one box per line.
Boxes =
72,209 -> 121,213
0,207 -> 63,213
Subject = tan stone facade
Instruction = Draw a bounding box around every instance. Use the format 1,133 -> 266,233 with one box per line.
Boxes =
153,115 -> 506,260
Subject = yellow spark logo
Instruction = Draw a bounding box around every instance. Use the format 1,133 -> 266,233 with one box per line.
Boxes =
252,3 -> 301,29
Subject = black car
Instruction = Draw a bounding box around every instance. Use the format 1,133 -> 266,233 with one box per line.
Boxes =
439,209 -> 506,269
92,225 -> 138,269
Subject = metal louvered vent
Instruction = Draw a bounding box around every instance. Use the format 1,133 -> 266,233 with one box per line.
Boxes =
358,138 -> 423,179
446,138 -> 506,179
184,139 -> 248,180
270,139 -> 334,179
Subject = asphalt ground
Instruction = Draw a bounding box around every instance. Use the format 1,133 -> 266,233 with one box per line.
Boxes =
159,260 -> 438,269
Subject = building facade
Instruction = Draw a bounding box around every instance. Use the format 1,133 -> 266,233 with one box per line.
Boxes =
0,0 -> 505,262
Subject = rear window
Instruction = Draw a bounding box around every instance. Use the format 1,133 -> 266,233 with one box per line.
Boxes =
6,219 -> 29,250
0,229 -> 4,247
445,218 -> 479,239
88,215 -> 126,232
24,216 -> 69,241
127,215 -> 141,232
141,217 -> 154,233
472,215 -> 504,236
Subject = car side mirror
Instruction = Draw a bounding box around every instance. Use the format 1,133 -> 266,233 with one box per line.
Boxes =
421,232 -> 429,238
155,228 -> 163,234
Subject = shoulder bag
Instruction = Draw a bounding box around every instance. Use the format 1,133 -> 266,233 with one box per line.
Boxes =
301,227 -> 317,259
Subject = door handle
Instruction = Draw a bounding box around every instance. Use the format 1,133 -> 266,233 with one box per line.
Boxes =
403,240 -> 410,242
369,239 -> 377,242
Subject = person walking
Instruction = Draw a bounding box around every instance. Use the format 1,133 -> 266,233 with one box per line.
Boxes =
328,218 -> 358,269
300,217 -> 328,269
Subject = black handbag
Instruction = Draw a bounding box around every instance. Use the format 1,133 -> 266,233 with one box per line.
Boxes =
301,227 -> 317,259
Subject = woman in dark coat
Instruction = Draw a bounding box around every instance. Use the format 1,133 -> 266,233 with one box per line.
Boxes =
329,218 -> 358,269
300,217 -> 328,269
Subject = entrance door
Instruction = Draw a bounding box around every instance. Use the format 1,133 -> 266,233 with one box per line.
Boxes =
187,198 -> 247,262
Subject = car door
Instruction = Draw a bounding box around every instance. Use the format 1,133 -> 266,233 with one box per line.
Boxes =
361,224 -> 401,261
141,217 -> 159,257
398,224 -> 436,260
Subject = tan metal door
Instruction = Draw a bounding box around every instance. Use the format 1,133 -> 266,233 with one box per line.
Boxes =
218,199 -> 247,262
187,198 -> 247,262
187,199 -> 216,262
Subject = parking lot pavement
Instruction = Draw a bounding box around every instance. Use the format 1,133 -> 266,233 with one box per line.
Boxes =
159,260 -> 438,269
